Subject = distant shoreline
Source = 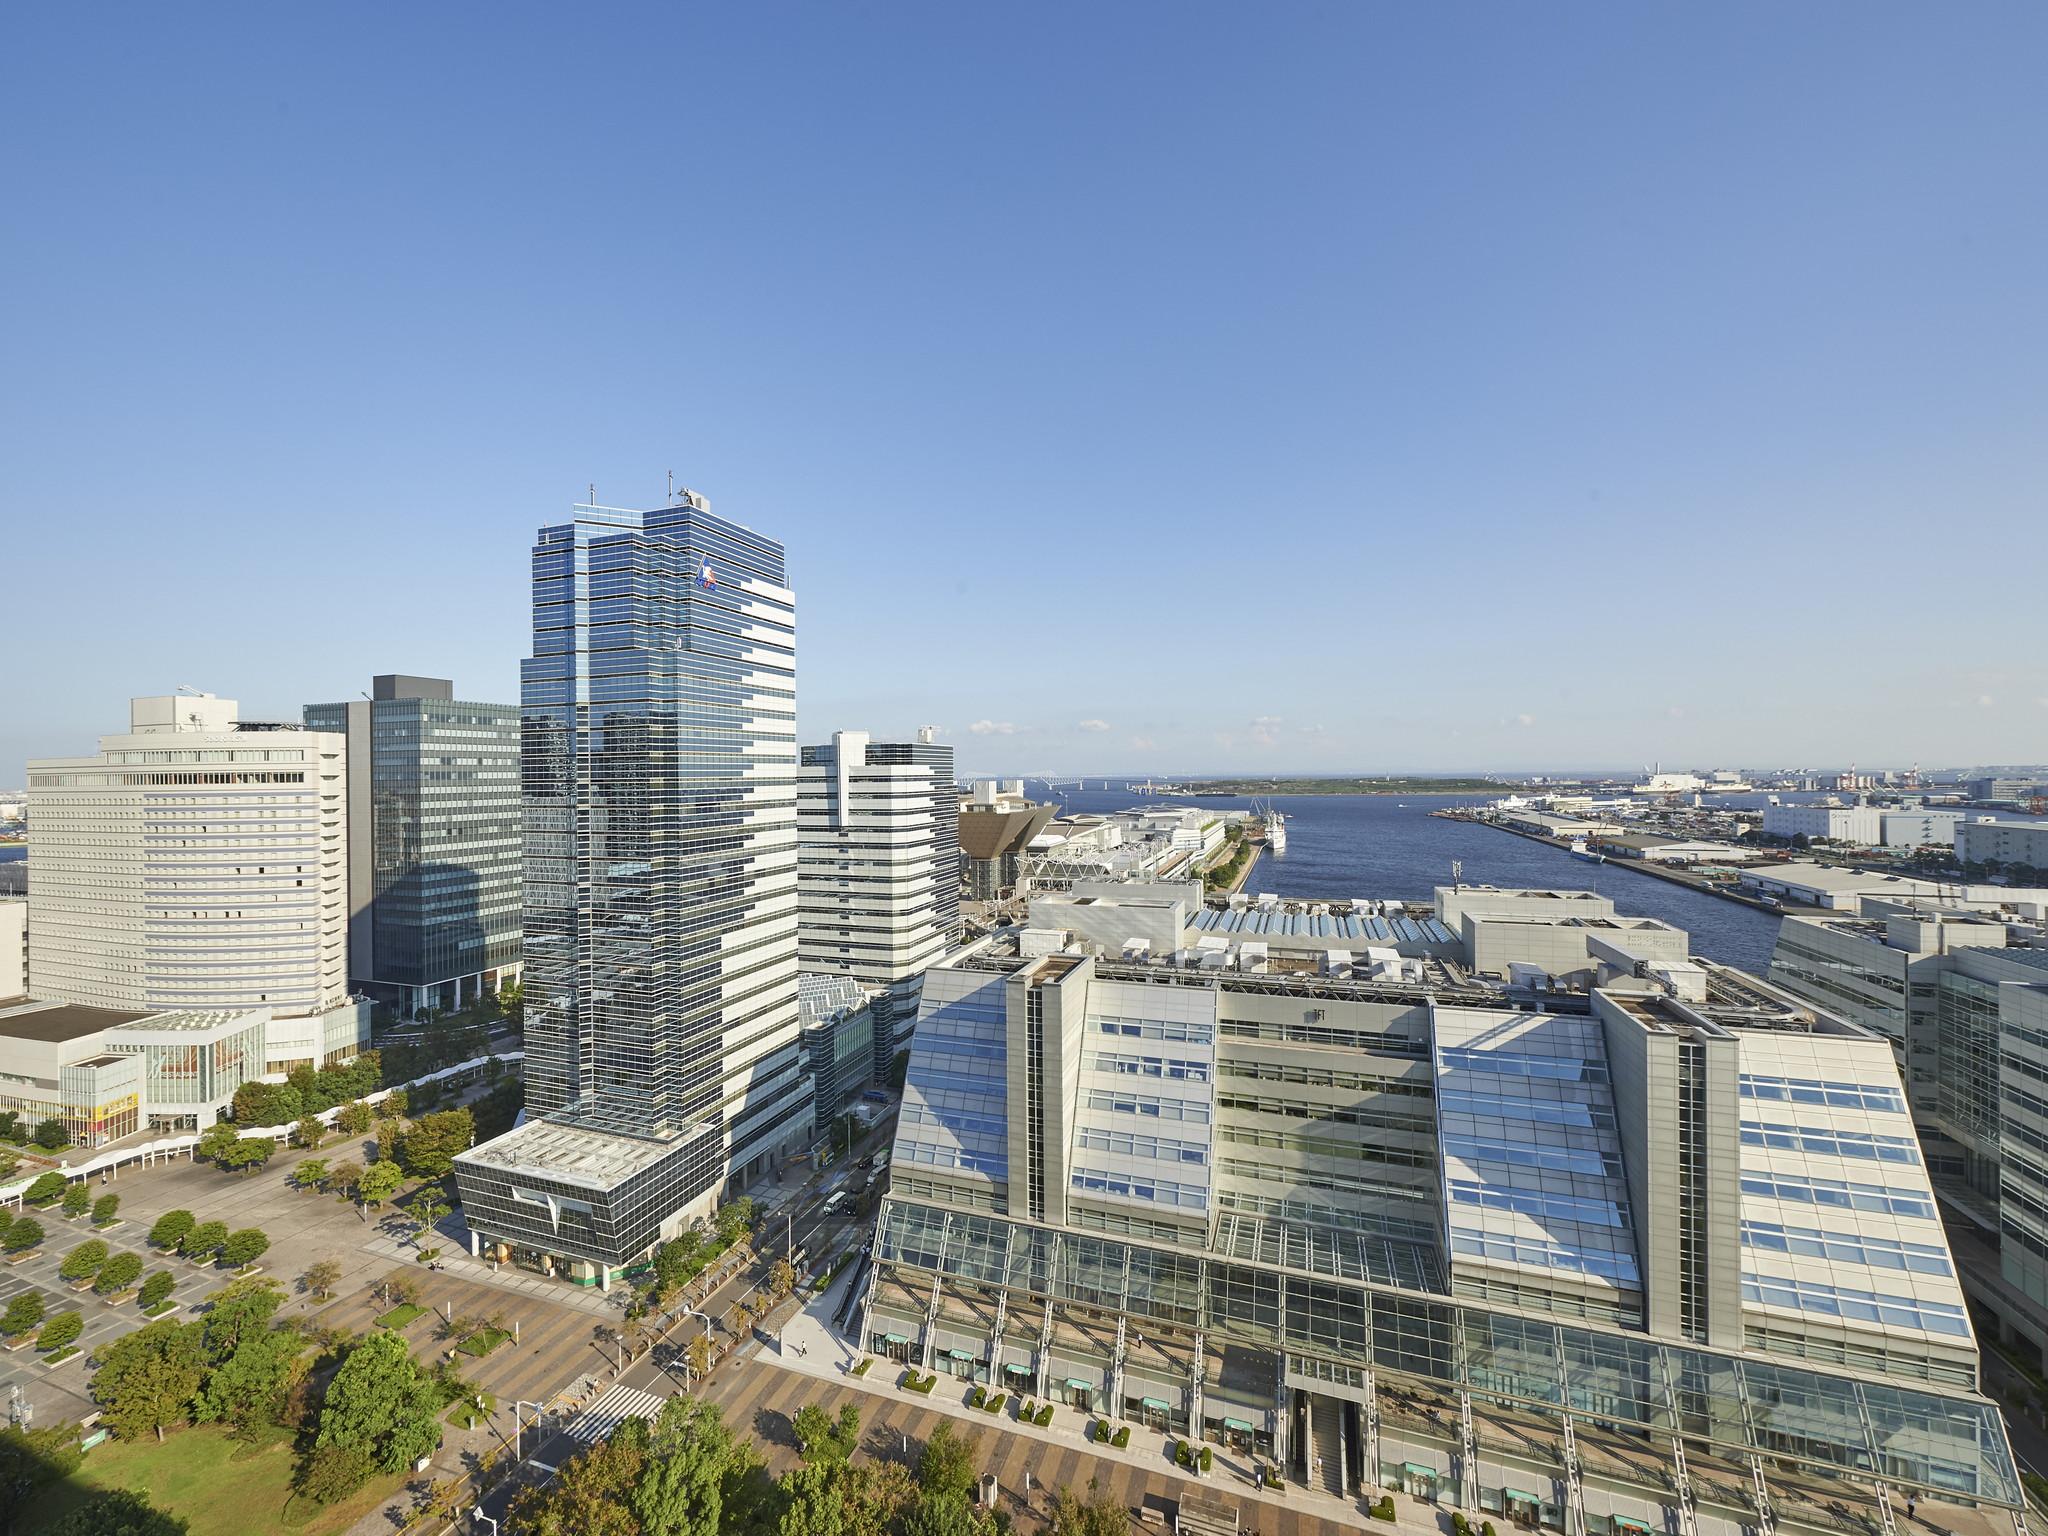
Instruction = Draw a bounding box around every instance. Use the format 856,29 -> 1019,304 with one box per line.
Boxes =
1180,781 -> 1507,797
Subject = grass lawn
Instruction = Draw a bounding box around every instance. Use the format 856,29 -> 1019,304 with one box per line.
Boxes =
457,1327 -> 510,1357
21,1424 -> 406,1536
375,1302 -> 428,1329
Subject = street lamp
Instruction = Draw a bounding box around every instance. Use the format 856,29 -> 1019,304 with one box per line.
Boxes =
512,1400 -> 549,1463
471,1512 -> 499,1536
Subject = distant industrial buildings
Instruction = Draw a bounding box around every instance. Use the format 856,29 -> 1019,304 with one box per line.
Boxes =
1760,803 -> 1962,849
1956,819 -> 2048,876
305,675 -> 522,1018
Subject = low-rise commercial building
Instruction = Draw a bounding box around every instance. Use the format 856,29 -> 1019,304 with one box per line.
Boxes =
0,998 -> 270,1142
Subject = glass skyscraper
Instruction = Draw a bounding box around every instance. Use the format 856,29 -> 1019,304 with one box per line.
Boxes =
304,676 -> 522,1018
455,492 -> 811,1282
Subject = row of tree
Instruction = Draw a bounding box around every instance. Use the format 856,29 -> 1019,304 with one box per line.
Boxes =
15,1172 -> 119,1226
0,1109 -> 69,1150
507,1396 -> 1125,1536
141,1209 -> 269,1268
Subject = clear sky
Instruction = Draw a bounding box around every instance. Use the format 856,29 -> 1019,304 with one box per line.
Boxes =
6,4 -> 2045,781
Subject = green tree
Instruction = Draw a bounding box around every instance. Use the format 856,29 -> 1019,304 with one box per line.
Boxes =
316,1330 -> 442,1473
1047,1477 -> 1130,1536
301,1257 -> 342,1300
632,1396 -> 759,1536
1,1293 -> 46,1339
769,1258 -> 797,1299
777,1461 -> 915,1536
506,1418 -> 646,1536
92,1192 -> 120,1227
195,1123 -> 239,1163
2,1420 -> 86,1535
96,1250 -> 145,1295
198,1321 -> 303,1432
715,1197 -> 756,1246
382,1087 -> 410,1119
3,1217 -> 44,1254
326,1159 -> 363,1201
230,1079 -> 302,1127
916,1418 -> 980,1505
33,1118 -> 67,1150
291,1117 -> 327,1150
138,1271 -> 177,1312
0,1147 -> 15,1180
198,1277 -> 284,1364
334,1100 -> 372,1135
292,1157 -> 329,1192
497,977 -> 525,1027
400,1108 -> 473,1177
899,1490 -> 980,1536
792,1400 -> 862,1465
356,1159 -> 404,1210
62,1182 -> 92,1218
295,1442 -> 374,1505
221,1228 -> 270,1270
215,1138 -> 274,1175
147,1210 -> 195,1251
24,1171 -> 66,1207
92,1318 -> 206,1442
44,1488 -> 190,1536
403,1186 -> 451,1245
182,1220 -> 228,1262
38,1310 -> 84,1354
60,1238 -> 110,1282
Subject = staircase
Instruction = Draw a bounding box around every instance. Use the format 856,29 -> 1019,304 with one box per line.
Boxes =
1310,1396 -> 1347,1497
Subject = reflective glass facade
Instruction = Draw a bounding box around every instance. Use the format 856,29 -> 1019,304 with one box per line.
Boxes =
305,687 -> 521,1000
458,497 -> 806,1268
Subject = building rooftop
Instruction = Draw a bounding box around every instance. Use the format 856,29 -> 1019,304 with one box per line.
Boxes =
0,1000 -> 153,1043
455,1116 -> 698,1189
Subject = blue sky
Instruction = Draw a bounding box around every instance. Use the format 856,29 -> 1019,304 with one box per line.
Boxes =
6,4 -> 2045,779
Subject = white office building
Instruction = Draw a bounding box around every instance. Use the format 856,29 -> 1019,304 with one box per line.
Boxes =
798,728 -> 960,1074
1760,803 -> 1883,844
24,694 -> 369,1075
1880,810 -> 1962,849
0,897 -> 24,1001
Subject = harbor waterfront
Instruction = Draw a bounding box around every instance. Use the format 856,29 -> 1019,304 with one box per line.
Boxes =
1041,786 -> 1783,975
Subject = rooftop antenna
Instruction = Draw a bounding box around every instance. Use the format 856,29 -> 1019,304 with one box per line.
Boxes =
667,469 -> 676,505
1451,859 -> 1463,891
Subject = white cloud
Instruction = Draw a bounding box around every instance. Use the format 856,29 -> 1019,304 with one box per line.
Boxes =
1978,694 -> 1996,708
1077,719 -> 1111,732
968,720 -> 1019,736
1129,735 -> 1157,751
1666,706 -> 1685,719
1515,713 -> 1536,727
1298,724 -> 1325,736
1249,715 -> 1283,746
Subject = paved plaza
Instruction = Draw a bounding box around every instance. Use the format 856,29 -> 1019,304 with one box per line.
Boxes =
1,1206 -> 234,1422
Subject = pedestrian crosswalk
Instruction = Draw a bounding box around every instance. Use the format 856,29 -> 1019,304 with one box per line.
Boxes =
565,1384 -> 667,1445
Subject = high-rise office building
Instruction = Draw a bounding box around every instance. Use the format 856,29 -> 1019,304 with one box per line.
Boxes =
862,891 -> 2020,1532
798,727 -> 961,1077
454,492 -> 810,1284
304,675 -> 522,1018
22,693 -> 370,1076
